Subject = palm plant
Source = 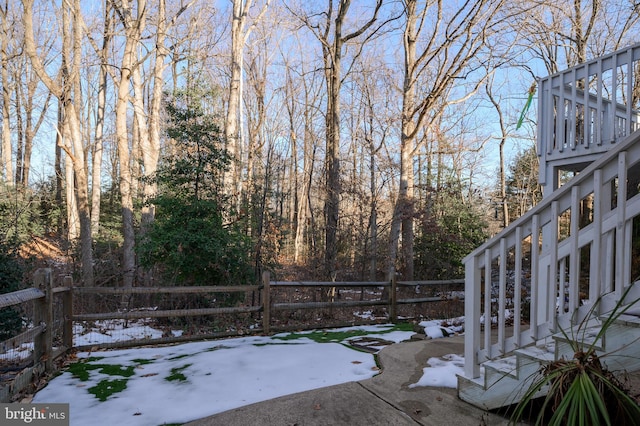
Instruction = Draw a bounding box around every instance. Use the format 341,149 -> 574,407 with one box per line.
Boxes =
510,285 -> 640,426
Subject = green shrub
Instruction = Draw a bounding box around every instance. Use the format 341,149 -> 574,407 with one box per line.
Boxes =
0,245 -> 24,340
137,87 -> 252,288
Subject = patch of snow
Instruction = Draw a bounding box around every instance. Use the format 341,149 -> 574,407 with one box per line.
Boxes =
409,354 -> 465,389
34,324 -> 416,426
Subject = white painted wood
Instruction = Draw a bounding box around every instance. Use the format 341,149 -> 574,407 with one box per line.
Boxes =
460,45 -> 640,409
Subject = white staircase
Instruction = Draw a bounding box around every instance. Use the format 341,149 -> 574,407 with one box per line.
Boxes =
457,42 -> 640,410
458,313 -> 640,410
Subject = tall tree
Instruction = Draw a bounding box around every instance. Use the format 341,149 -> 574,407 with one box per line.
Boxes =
113,0 -> 147,289
14,51 -> 51,187
389,0 -> 505,280
293,0 -> 387,279
23,0 -> 94,286
89,0 -> 113,236
511,0 -> 640,74
225,0 -> 270,202
0,0 -> 13,185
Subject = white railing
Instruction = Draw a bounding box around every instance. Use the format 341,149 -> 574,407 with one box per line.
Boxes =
538,43 -> 640,188
463,119 -> 640,380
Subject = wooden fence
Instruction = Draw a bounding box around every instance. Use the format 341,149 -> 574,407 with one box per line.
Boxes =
0,269 -> 72,402
0,269 -> 464,400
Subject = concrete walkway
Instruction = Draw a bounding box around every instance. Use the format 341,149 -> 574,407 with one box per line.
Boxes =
186,335 -> 514,425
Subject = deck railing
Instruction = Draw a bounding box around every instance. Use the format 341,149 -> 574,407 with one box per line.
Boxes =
538,43 -> 640,188
463,123 -> 640,379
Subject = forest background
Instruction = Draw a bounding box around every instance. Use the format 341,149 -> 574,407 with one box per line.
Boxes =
1,0 -> 639,292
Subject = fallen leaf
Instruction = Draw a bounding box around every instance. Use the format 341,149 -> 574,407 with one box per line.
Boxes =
140,373 -> 158,378
313,404 -> 322,410
351,360 -> 362,364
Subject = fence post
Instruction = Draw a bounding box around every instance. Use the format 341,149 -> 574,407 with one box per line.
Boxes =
262,271 -> 271,334
33,268 -> 53,372
390,275 -> 397,323
63,276 -> 74,351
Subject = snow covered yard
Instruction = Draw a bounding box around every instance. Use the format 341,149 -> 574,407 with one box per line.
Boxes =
32,321 -> 463,426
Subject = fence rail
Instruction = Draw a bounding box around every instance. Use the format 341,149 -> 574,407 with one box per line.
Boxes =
0,269 -> 71,402
0,269 -> 463,400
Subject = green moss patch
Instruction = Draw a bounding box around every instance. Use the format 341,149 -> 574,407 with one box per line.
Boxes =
273,323 -> 414,344
167,353 -> 190,361
67,362 -> 136,382
88,378 -> 128,401
132,358 -> 155,365
165,364 -> 192,382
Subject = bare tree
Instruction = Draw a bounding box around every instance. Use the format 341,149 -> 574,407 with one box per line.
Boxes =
511,0 -> 640,74
14,53 -> 52,188
23,0 -> 94,285
112,0 -> 147,289
388,0 -> 505,280
292,0 -> 390,279
279,34 -> 324,266
225,0 -> 270,202
88,1 -> 114,236
0,0 -> 13,185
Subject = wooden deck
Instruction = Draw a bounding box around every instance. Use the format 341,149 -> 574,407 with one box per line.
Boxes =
459,42 -> 640,409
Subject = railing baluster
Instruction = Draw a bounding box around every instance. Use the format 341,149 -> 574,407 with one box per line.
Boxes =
597,58 -> 604,145
498,238 -> 507,354
559,257 -> 567,313
464,256 -> 482,378
570,68 -> 577,149
591,170 -> 603,302
557,74 -> 565,152
530,214 -> 540,341
569,186 -> 580,314
549,201 -> 560,330
484,249 -> 492,356
583,63 -> 590,148
514,226 -> 522,348
616,151 -> 628,296
626,47 -> 634,136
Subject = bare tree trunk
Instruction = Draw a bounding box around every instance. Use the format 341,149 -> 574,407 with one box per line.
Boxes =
141,0 -> 167,232
389,0 -> 419,280
225,0 -> 243,198
14,80 -> 22,185
1,1 -> 13,185
91,2 -> 112,236
17,66 -> 49,187
63,121 -> 79,241
114,0 -> 147,289
24,0 -> 94,285
486,76 -> 510,228
389,0 -> 503,280
225,0 -> 270,202
311,0 -> 383,280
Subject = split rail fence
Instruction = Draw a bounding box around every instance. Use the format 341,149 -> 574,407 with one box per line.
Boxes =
0,268 -> 463,401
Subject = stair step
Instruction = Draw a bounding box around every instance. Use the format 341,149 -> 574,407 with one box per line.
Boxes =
554,325 -> 604,357
515,343 -> 555,363
459,318 -> 640,410
484,356 -> 518,379
614,313 -> 640,328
